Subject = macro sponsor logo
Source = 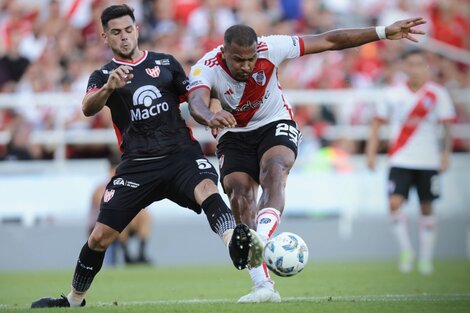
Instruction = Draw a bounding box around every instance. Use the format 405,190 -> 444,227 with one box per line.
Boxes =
131,85 -> 169,121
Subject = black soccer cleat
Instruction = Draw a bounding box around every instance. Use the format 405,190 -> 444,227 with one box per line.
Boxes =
229,224 -> 252,270
31,295 -> 86,308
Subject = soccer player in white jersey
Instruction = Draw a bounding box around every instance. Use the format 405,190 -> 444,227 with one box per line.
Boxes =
188,20 -> 426,302
367,49 -> 455,275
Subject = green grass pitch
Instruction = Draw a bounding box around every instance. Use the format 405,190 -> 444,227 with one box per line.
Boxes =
0,260 -> 469,312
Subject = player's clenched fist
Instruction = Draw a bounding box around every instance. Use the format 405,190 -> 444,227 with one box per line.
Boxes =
106,65 -> 134,90
207,110 -> 237,129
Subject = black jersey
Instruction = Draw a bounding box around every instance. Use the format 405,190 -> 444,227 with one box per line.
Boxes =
86,51 -> 201,159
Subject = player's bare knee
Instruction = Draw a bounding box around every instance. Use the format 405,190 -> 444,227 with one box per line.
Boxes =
88,227 -> 117,251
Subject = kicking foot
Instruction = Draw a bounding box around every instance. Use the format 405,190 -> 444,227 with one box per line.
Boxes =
248,229 -> 264,268
31,295 -> 86,308
238,286 -> 281,303
229,224 -> 252,270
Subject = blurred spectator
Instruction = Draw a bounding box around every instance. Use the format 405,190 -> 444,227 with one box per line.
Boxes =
184,0 -> 237,52
0,31 -> 30,90
429,0 -> 469,49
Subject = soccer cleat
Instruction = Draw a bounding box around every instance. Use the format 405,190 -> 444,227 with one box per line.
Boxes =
399,250 -> 415,273
418,260 -> 433,275
229,224 -> 252,270
237,286 -> 281,303
31,295 -> 86,308
247,229 -> 264,268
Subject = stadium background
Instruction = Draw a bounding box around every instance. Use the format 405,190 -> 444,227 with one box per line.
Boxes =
0,0 -> 469,273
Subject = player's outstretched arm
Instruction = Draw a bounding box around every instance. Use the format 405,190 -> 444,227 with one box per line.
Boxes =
188,88 -> 237,129
302,17 -> 426,55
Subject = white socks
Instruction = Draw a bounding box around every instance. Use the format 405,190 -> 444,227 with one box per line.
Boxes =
248,264 -> 274,289
256,208 -> 281,245
67,290 -> 85,307
419,215 -> 437,264
247,208 -> 282,288
391,210 -> 413,253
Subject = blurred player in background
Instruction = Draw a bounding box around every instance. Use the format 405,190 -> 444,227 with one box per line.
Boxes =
366,49 -> 456,275
188,19 -> 427,302
31,4 -> 262,308
88,155 -> 151,265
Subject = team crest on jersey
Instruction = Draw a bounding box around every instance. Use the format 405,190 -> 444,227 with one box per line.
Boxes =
252,70 -> 266,86
145,65 -> 160,78
423,96 -> 434,108
145,66 -> 161,78
103,189 -> 115,202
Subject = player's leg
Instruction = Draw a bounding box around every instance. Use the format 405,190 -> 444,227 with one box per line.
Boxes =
223,172 -> 259,229
234,145 -> 294,303
388,167 -> 414,273
416,170 -> 439,275
193,178 -> 262,270
32,160 -> 155,308
257,145 -> 295,241
256,120 -> 300,244
31,222 -> 120,308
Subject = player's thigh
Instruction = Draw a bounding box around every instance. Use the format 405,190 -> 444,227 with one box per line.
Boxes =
259,145 -> 296,181
257,120 -> 300,168
165,151 -> 219,211
98,160 -> 163,233
416,169 -> 440,202
217,131 -> 260,186
388,167 -> 413,199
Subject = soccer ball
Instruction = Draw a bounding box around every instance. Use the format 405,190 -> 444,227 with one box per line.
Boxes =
263,232 -> 309,277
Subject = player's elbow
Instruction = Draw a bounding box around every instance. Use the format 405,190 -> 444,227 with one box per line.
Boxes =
82,104 -> 96,117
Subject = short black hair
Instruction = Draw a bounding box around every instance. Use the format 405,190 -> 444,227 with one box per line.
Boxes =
101,4 -> 135,30
401,48 -> 425,60
224,24 -> 258,48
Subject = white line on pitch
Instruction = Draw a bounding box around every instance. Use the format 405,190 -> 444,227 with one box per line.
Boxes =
93,294 -> 470,306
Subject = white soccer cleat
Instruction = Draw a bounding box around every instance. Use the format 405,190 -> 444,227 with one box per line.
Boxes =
238,286 -> 281,303
418,260 -> 433,275
399,250 -> 415,273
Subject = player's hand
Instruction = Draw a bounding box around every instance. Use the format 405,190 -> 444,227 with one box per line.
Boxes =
385,17 -> 426,42
207,110 -> 237,129
105,65 -> 134,90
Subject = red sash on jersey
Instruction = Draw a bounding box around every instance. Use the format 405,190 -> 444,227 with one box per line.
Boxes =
234,60 -> 274,127
388,90 -> 437,157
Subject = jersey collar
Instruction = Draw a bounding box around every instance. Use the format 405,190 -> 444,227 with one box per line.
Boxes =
113,50 -> 148,66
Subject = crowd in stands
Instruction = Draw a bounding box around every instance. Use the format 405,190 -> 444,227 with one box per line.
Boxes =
0,0 -> 469,161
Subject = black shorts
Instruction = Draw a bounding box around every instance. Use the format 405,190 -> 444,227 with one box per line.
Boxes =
388,167 -> 440,202
216,119 -> 301,185
98,149 -> 219,232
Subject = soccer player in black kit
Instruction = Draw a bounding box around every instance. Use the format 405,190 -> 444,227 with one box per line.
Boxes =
31,4 -> 262,308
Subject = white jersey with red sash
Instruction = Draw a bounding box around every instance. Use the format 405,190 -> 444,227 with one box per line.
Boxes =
375,81 -> 455,169
188,35 -> 305,139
